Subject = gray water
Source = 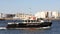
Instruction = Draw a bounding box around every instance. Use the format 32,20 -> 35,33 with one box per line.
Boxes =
0,20 -> 60,34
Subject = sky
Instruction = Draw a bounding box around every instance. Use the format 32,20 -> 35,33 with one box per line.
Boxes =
0,0 -> 60,14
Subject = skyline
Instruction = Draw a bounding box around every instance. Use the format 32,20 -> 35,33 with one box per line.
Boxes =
0,0 -> 60,14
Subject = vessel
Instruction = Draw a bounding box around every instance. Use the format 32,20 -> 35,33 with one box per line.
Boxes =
6,19 -> 52,29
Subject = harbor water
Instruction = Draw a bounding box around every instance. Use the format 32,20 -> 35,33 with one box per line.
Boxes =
0,20 -> 60,34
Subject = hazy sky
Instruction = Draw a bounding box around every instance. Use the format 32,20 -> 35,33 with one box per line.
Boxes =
0,0 -> 60,14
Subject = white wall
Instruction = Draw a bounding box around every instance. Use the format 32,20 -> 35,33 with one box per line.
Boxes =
52,11 -> 59,18
35,11 -> 47,18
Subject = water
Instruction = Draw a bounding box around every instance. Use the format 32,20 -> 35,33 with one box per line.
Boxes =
0,20 -> 60,34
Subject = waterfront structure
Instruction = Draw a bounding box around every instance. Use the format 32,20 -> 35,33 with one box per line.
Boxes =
0,13 -> 2,18
0,11 -> 59,20
46,11 -> 59,18
0,13 -> 6,18
57,13 -> 60,18
52,11 -> 59,18
15,13 -> 36,20
5,14 -> 15,18
35,11 -> 59,19
35,11 -> 47,18
48,11 -> 52,18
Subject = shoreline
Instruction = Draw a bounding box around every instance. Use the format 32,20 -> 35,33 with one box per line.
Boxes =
0,18 -> 60,20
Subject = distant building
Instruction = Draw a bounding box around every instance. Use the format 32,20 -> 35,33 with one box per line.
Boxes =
48,11 -> 52,18
15,13 -> 36,20
35,11 -> 47,18
35,11 -> 59,18
0,13 -> 2,18
0,13 -> 6,18
5,14 -> 15,18
52,11 -> 59,18
46,11 -> 59,18
57,13 -> 60,18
